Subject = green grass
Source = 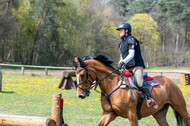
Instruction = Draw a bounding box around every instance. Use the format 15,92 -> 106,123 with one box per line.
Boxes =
0,73 -> 190,126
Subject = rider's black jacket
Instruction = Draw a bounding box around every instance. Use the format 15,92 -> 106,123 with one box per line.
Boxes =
119,34 -> 145,69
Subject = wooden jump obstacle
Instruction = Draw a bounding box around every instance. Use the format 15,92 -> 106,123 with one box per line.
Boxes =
181,72 -> 190,86
58,70 -> 76,90
0,93 -> 66,126
0,114 -> 56,126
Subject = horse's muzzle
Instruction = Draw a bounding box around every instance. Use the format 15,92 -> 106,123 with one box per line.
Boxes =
78,94 -> 86,99
78,91 -> 90,99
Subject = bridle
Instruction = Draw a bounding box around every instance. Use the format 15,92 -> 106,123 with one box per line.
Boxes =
75,63 -> 119,97
75,65 -> 94,96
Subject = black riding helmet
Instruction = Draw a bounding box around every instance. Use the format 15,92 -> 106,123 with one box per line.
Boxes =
116,22 -> 132,33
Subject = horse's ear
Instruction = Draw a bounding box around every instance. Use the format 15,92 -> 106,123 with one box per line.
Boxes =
74,56 -> 78,63
78,57 -> 86,67
74,56 -> 79,68
73,56 -> 86,68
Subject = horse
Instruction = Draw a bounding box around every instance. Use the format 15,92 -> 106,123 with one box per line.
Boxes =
74,55 -> 190,126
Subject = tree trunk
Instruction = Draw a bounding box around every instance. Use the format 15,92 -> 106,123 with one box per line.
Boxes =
162,24 -> 166,52
175,31 -> 179,53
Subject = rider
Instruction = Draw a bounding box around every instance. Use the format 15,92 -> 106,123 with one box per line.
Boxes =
116,22 -> 158,108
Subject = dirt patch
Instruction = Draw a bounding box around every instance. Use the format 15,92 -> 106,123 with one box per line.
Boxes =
1,69 -> 75,77
145,70 -> 190,82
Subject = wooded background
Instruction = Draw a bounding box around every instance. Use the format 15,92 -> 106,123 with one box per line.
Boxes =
0,0 -> 190,67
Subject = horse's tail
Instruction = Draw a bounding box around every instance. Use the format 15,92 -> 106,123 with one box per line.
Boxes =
173,109 -> 187,126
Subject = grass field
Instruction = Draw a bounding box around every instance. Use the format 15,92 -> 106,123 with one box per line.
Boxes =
0,73 -> 190,126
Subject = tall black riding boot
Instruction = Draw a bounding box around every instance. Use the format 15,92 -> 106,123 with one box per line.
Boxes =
139,82 -> 158,108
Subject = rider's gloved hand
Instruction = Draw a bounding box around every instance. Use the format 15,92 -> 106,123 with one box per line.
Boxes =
116,63 -> 122,70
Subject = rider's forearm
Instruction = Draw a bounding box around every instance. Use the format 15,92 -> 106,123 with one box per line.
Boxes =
123,49 -> 135,64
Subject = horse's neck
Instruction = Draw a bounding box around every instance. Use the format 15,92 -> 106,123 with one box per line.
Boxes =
94,66 -> 119,94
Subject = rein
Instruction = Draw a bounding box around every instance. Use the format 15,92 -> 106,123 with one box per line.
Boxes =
92,70 -> 120,104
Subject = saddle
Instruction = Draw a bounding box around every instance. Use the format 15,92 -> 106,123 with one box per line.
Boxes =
120,70 -> 159,120
121,70 -> 159,93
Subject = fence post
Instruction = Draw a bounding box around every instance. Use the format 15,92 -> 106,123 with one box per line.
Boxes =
45,68 -> 48,76
160,72 -> 163,76
0,67 -> 2,92
21,66 -> 24,75
51,93 -> 63,126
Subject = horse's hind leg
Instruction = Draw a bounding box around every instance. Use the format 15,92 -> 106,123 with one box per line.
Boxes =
152,104 -> 170,126
170,102 -> 190,126
169,87 -> 190,126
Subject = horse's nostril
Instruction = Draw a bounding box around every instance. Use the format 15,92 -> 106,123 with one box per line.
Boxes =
86,92 -> 90,97
78,94 -> 85,99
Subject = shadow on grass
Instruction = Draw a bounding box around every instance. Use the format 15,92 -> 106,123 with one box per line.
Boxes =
0,91 -> 14,93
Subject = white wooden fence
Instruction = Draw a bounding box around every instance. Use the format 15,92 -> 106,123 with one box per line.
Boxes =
0,63 -> 75,76
144,70 -> 185,76
144,70 -> 190,82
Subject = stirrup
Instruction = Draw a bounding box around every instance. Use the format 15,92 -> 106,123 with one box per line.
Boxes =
146,98 -> 158,109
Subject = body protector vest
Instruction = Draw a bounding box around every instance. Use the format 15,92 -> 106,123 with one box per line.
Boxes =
119,35 -> 145,68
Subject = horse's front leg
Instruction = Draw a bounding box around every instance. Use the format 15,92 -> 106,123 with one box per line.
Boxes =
98,111 -> 117,126
128,110 -> 139,126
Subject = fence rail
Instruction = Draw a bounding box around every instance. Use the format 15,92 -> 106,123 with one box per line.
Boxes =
0,63 -> 75,76
144,70 -> 188,76
0,63 -> 190,79
144,70 -> 190,82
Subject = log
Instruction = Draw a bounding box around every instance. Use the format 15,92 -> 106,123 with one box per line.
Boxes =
0,114 -> 56,126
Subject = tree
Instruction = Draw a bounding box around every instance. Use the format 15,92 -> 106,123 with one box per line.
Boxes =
158,0 -> 190,67
68,0 -> 120,63
130,0 -> 157,14
128,13 -> 161,66
12,0 -> 39,64
109,0 -> 130,16
109,0 -> 158,16
0,0 -> 17,62
92,7 -> 120,61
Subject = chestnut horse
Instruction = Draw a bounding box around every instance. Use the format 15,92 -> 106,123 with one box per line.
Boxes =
74,55 -> 190,126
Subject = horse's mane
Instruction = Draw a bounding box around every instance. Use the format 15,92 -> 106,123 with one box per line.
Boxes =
81,55 -> 115,69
